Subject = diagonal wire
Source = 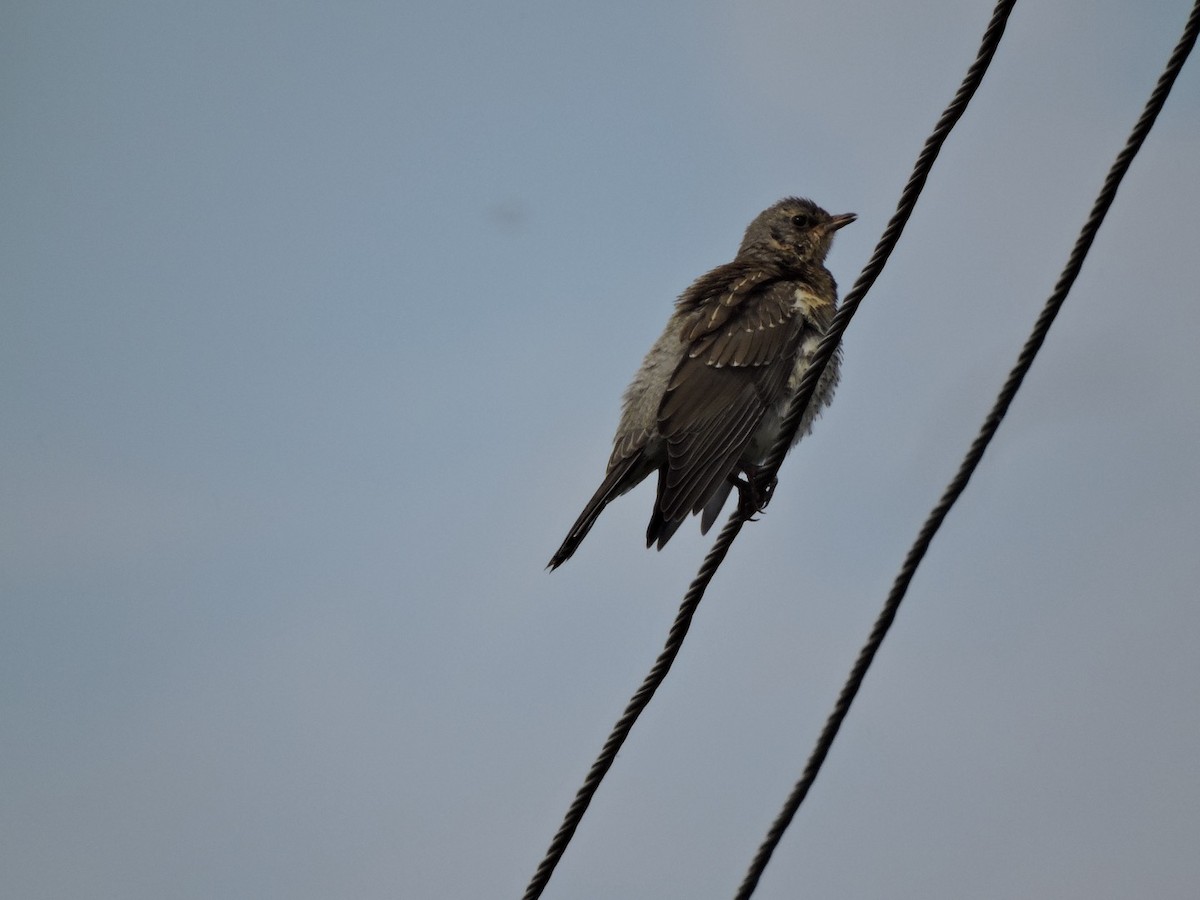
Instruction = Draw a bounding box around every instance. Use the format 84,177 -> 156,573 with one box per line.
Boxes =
733,2 -> 1200,897
520,2 -> 1019,897
761,0 -> 1018,490
522,511 -> 747,900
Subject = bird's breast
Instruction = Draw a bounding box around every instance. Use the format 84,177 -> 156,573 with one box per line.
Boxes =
787,332 -> 823,392
791,285 -> 826,315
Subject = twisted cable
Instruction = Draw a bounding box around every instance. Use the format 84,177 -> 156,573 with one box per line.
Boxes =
735,2 -> 1200,896
522,1 -> 1022,896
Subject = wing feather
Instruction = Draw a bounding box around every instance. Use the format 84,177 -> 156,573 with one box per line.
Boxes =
654,273 -> 806,530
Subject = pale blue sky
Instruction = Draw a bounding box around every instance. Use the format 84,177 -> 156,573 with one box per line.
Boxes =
3,2 -> 1199,898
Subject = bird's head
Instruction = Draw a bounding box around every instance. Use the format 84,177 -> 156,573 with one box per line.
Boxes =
739,197 -> 856,265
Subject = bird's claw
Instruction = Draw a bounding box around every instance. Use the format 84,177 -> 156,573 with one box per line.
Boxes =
732,467 -> 777,521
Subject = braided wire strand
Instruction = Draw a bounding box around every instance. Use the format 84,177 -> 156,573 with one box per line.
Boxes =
521,514 -> 746,900
763,0 -> 1018,485
734,3 -> 1200,897
520,3 -> 1020,896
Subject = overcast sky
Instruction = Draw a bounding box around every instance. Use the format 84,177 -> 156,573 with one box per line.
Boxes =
3,2 -> 1199,898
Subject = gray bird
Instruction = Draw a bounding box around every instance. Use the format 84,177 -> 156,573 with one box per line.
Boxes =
548,197 -> 854,570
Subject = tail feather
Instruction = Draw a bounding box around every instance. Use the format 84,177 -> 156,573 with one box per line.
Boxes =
548,455 -> 645,570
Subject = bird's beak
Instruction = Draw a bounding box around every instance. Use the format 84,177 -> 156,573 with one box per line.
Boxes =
827,212 -> 857,231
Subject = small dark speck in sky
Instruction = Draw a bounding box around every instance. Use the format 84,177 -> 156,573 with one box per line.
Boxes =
487,199 -> 530,232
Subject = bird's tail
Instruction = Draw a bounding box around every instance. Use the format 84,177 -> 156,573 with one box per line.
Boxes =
547,455 -> 643,570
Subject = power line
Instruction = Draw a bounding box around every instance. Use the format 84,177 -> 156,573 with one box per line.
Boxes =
520,1 -> 1019,896
733,2 -> 1200,897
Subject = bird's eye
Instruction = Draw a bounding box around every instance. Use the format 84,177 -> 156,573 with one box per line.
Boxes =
791,213 -> 815,228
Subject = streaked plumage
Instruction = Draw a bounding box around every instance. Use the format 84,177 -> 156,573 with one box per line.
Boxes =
549,197 -> 854,570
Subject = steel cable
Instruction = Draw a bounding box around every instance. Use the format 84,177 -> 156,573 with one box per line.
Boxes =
520,2 -> 1021,896
734,2 -> 1200,896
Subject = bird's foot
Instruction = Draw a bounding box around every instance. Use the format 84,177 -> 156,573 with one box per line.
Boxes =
732,466 -> 777,521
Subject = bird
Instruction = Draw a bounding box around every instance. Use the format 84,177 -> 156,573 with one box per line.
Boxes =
548,197 -> 854,570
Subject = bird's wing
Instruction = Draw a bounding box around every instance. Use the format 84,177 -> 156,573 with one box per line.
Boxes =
654,270 -> 808,527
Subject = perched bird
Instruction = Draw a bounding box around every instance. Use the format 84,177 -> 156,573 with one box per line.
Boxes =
548,197 -> 854,570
